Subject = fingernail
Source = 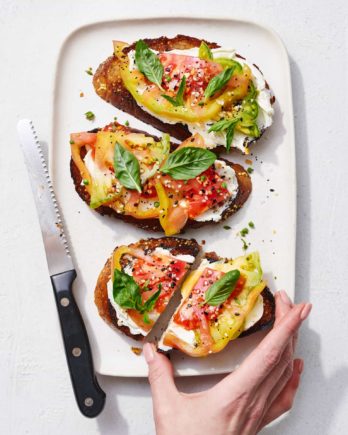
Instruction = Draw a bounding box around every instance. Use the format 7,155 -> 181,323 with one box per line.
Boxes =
300,303 -> 312,320
143,343 -> 155,364
279,290 -> 292,305
298,359 -> 304,374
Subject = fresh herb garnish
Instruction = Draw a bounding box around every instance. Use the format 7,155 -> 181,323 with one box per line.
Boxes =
69,140 -> 75,145
82,179 -> 89,186
85,67 -> 93,76
248,221 -> 255,229
135,39 -> 164,89
125,120 -> 130,126
240,227 -> 249,237
247,167 -> 254,174
162,75 -> 186,107
114,142 -> 142,192
208,118 -> 240,152
160,147 -> 216,180
85,111 -> 95,121
204,67 -> 235,99
204,270 -> 241,306
223,225 -> 231,230
113,269 -> 161,321
198,41 -> 213,60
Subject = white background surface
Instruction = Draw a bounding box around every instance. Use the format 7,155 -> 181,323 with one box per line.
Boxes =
1,1 -> 347,434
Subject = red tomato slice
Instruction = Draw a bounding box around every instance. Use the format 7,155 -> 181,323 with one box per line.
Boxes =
131,254 -> 188,313
159,53 -> 223,101
70,132 -> 97,146
174,268 -> 223,330
174,268 -> 247,331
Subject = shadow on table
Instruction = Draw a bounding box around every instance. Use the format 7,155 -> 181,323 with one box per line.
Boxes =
261,55 -> 348,433
96,376 -> 151,435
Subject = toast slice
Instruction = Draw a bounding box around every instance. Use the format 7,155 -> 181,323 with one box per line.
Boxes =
94,237 -> 201,340
70,121 -> 252,235
93,35 -> 274,153
159,251 -> 275,357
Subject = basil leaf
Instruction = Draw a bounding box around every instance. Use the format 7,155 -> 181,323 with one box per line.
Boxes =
114,142 -> 142,192
113,269 -> 161,315
208,118 -> 240,151
204,269 -> 241,306
143,288 -> 161,312
162,75 -> 186,107
226,121 -> 238,152
135,39 -> 164,89
204,67 -> 235,99
143,312 -> 151,324
208,118 -> 237,133
160,147 -> 216,180
113,269 -> 142,310
198,41 -> 213,60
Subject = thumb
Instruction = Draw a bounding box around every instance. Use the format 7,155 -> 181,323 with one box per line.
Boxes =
143,343 -> 177,403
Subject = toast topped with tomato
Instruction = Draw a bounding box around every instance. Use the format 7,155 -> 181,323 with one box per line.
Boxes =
94,237 -> 201,339
95,238 -> 275,353
70,121 -> 252,235
159,251 -> 275,357
93,35 -> 274,154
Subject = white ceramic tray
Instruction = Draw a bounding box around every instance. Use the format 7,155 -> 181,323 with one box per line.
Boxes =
51,17 -> 296,377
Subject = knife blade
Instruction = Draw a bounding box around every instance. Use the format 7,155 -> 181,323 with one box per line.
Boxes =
17,119 -> 106,418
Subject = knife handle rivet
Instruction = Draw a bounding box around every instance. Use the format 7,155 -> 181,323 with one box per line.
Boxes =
72,347 -> 82,357
60,297 -> 70,307
84,397 -> 94,407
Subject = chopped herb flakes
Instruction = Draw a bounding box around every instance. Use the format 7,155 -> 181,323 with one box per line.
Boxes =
85,111 -> 95,121
240,228 -> 249,237
248,221 -> 255,229
85,67 -> 93,76
223,225 -> 231,230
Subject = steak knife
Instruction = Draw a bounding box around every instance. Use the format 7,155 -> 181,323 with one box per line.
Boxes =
17,119 -> 106,418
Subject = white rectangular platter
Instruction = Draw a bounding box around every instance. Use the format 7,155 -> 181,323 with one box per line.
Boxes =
51,17 -> 295,377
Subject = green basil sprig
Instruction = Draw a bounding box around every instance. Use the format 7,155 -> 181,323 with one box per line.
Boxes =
208,118 -> 240,152
160,147 -> 216,180
204,66 -> 235,99
114,142 -> 142,192
135,39 -> 164,89
204,269 -> 241,306
162,75 -> 186,107
113,269 -> 161,321
198,41 -> 213,60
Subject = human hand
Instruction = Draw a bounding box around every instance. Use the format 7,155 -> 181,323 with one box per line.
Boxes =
143,291 -> 311,435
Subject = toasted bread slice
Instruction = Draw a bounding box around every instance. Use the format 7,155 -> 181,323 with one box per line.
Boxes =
93,35 -> 274,153
159,251 -> 275,356
70,122 -> 252,234
94,237 -> 201,340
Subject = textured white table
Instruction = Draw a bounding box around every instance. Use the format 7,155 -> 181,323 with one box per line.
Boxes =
1,1 -> 348,434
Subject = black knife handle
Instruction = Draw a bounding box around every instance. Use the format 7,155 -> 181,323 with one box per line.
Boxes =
51,270 -> 106,418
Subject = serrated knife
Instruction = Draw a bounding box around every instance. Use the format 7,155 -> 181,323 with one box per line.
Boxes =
17,119 -> 106,418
